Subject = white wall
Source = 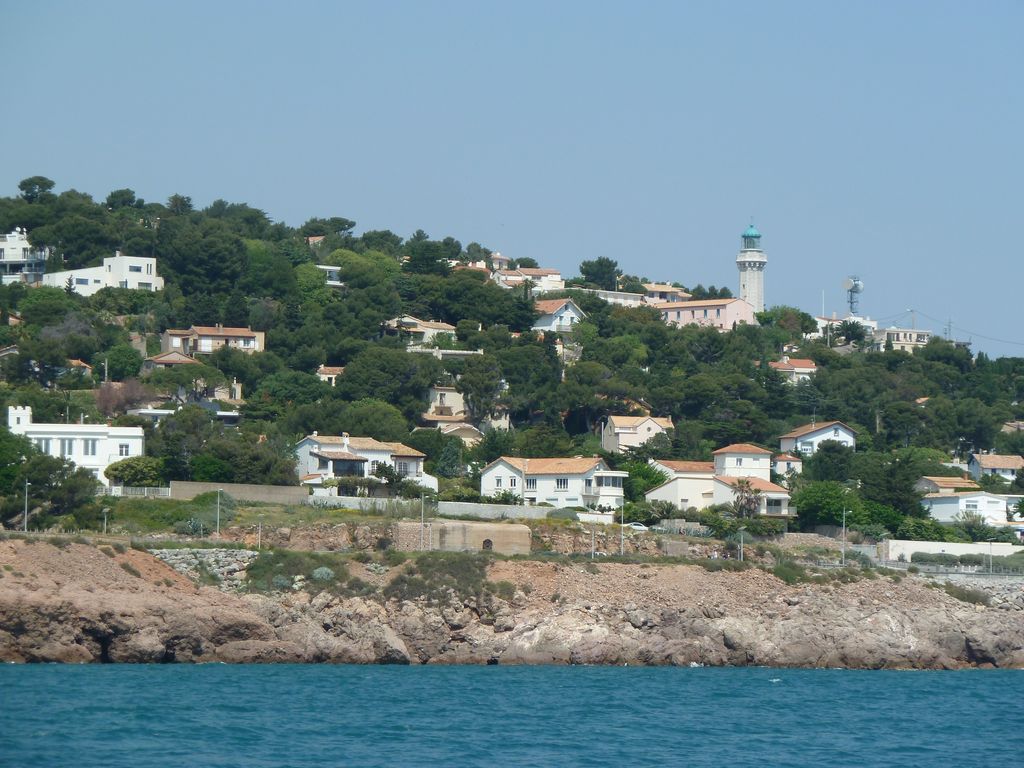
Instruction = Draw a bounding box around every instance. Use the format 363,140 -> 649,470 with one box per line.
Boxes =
713,452 -> 771,480
780,426 -> 856,455
880,539 -> 1023,561
924,494 -> 1008,525
645,475 -> 714,510
42,253 -> 163,296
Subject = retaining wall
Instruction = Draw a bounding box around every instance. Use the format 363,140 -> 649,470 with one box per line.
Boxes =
170,481 -> 308,505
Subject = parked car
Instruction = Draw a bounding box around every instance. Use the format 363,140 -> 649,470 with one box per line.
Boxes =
624,522 -> 649,532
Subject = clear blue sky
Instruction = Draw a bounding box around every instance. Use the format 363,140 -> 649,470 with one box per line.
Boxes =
4,1 -> 1022,356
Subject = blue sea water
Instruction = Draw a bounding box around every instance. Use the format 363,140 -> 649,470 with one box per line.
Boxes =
0,665 -> 1020,767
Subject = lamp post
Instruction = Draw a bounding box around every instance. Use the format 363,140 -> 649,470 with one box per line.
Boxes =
23,479 -> 31,532
620,505 -> 625,556
216,488 -> 222,537
738,526 -> 746,562
987,538 -> 995,574
420,493 -> 425,551
841,508 -> 848,567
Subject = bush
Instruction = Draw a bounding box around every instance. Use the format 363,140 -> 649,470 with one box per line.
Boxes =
910,552 -> 960,566
547,509 -> 579,521
773,562 -> 809,584
351,551 -> 372,563
958,553 -> 984,566
120,562 -> 141,578
311,566 -> 336,582
942,582 -> 990,606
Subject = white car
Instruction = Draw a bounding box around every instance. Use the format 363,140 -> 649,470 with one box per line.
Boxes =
624,522 -> 649,532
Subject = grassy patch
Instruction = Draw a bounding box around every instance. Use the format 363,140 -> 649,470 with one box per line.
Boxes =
120,562 -> 142,578
941,582 -> 990,606
772,561 -> 809,584
245,549 -> 352,596
382,551 -> 504,605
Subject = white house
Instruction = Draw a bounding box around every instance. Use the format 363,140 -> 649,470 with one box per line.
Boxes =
968,453 -> 1024,482
382,315 -> 457,345
645,444 -> 792,517
161,325 -> 266,355
873,326 -> 932,353
914,476 -> 980,495
767,356 -> 818,384
493,267 -> 564,293
923,491 -> 1009,527
772,453 -> 804,477
42,252 -> 163,296
480,456 -> 627,510
778,421 -> 856,456
295,432 -> 437,493
656,298 -> 757,331
0,228 -> 47,284
532,298 -> 586,334
643,283 -> 691,304
316,364 -> 344,386
601,415 -> 674,453
7,405 -> 145,487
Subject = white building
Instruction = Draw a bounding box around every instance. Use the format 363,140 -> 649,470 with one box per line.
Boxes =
645,444 -> 792,517
778,421 -> 856,456
872,326 -> 932,353
923,491 -> 1009,527
382,315 -> 457,345
768,356 -> 817,384
295,432 -> 437,493
772,453 -> 804,477
42,252 -> 163,296
493,267 -> 564,293
532,298 -> 586,334
736,225 -> 767,314
7,405 -> 145,487
968,453 -> 1024,482
162,325 -> 266,355
914,476 -> 980,495
480,456 -> 627,510
601,415 -> 674,453
643,283 -> 691,304
0,228 -> 47,285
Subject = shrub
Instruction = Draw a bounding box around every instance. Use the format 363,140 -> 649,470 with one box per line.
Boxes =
584,562 -> 600,574
311,566 -> 336,582
112,542 -> 127,554
958,554 -> 984,566
99,546 -> 116,558
351,551 -> 372,563
910,552 -> 960,566
907,565 -> 919,574
271,574 -> 292,590
773,561 -> 808,584
383,550 -> 408,567
547,509 -> 579,521
120,562 -> 141,578
489,580 -> 516,600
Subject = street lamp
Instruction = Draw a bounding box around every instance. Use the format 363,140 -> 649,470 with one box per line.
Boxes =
216,488 -> 222,537
987,538 -> 995,574
23,479 -> 31,532
841,508 -> 848,567
738,526 -> 746,562
620,505 -> 625,556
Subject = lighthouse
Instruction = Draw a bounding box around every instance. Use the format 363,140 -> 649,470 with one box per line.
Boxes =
736,224 -> 767,313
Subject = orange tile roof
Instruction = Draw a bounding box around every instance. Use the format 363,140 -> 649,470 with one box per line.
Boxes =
919,476 -> 978,489
656,460 -> 715,473
712,443 -> 773,455
778,421 -> 851,439
714,475 -> 789,494
305,435 -> 425,458
607,415 -> 674,429
317,365 -> 345,375
146,351 -> 200,365
773,453 -> 803,462
190,326 -> 258,337
534,298 -> 581,315
971,454 -> 1024,470
492,456 -> 605,475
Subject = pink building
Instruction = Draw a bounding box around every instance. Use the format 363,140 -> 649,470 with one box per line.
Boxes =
656,298 -> 757,331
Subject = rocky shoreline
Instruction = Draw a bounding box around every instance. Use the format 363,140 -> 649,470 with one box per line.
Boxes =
1,538 -> 1022,668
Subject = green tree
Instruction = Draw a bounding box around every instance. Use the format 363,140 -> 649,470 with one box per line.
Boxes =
792,481 -> 864,529
18,176 -> 55,203
104,456 -> 165,486
579,256 -> 620,290
434,441 -> 465,478
99,344 -> 143,381
730,477 -> 763,519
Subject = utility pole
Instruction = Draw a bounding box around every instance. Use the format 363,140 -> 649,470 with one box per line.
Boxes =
420,493 -> 425,551
23,480 -> 31,532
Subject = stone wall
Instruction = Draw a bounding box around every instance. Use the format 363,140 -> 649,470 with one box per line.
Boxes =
393,520 -> 532,555
170,481 -> 308,505
151,548 -> 259,589
438,501 -> 552,520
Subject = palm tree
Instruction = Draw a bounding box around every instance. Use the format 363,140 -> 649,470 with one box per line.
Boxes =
730,478 -> 762,519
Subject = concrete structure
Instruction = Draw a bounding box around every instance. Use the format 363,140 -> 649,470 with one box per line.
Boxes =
0,228 -> 46,284
768,356 -> 817,384
394,519 -> 531,555
969,453 -> 1024,482
571,288 -> 645,307
481,456 -> 627,510
162,325 -> 266,355
601,415 -> 674,453
923,491 -> 1009,527
315,264 -> 345,289
296,432 -> 437,493
142,350 -> 201,372
532,298 -> 586,334
779,421 -> 856,456
879,538 -> 1024,562
42,252 -> 163,296
736,224 -> 767,313
915,476 -> 980,495
382,315 -> 457,345
7,405 -> 144,487
656,298 -> 757,331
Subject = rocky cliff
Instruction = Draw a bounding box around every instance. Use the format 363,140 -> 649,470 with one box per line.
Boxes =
1,538 -> 1021,668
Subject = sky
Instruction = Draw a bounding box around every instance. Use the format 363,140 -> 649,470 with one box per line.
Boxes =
4,1 -> 1023,356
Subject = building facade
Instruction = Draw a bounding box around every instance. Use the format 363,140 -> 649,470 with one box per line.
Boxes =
0,228 -> 47,285
480,456 -> 627,510
601,415 -> 674,453
161,325 -> 266,355
295,433 -> 437,493
42,252 -> 163,296
8,405 -> 145,486
656,298 -> 757,331
778,421 -> 856,456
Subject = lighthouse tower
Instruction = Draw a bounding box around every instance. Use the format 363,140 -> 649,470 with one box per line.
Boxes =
736,224 -> 767,313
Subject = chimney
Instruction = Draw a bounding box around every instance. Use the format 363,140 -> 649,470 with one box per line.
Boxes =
312,430 -> 318,437
342,432 -> 350,450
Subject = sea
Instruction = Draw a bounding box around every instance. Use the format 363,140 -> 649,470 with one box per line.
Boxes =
0,665 -> 1020,767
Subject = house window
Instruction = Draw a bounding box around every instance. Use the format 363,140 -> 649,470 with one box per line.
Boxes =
146,263 -> 153,275
75,278 -> 89,285
59,438 -> 74,457
832,428 -> 839,437
556,478 -> 569,491
509,477 -> 517,488
119,443 -> 130,457
129,265 -> 142,273
139,282 -> 152,290
35,438 -> 51,454
736,457 -> 743,466
585,479 -> 593,490
397,461 -> 409,477
494,477 -> 502,488
966,502 -> 978,511
766,498 -> 782,512
318,457 -> 328,470
526,478 -> 537,491
119,280 -> 128,288
83,439 -> 97,456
